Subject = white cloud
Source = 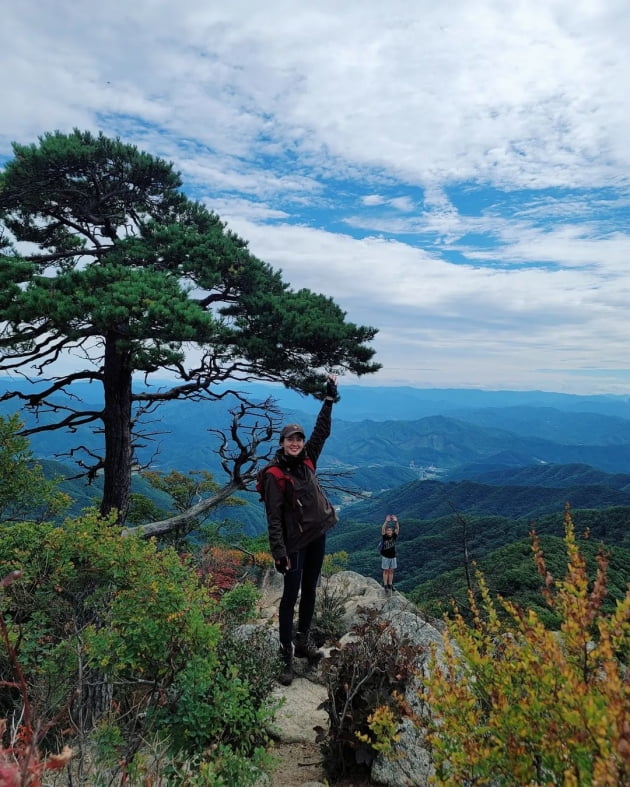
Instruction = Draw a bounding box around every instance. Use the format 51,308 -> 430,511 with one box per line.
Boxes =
362,195 -> 386,206
208,213 -> 630,392
202,198 -> 289,223
3,0 -> 630,394
389,197 -> 416,213
4,1 -> 630,188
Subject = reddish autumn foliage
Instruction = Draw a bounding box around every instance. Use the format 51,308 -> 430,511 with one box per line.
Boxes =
0,571 -> 73,786
197,546 -> 244,600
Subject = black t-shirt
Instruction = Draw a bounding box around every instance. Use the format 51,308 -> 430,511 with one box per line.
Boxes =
381,531 -> 397,558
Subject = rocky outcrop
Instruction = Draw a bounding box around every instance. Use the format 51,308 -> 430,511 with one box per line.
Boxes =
251,570 -> 447,786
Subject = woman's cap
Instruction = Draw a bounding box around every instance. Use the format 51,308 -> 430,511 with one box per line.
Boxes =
280,423 -> 305,442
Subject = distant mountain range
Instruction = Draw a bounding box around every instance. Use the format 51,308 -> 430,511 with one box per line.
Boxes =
5,380 -> 630,479
340,474 -> 630,523
4,378 -> 630,610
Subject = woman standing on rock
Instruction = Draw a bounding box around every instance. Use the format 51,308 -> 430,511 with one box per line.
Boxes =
259,376 -> 339,686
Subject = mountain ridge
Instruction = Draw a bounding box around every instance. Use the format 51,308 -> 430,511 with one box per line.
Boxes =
6,379 -> 630,482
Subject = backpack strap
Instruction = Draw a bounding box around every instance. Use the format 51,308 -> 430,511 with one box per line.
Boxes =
265,459 -> 315,489
264,464 -> 291,492
256,457 -> 316,501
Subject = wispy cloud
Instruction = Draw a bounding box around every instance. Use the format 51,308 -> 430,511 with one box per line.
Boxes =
2,0 -> 630,393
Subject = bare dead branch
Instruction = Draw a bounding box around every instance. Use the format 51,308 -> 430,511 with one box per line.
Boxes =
121,397 -> 282,538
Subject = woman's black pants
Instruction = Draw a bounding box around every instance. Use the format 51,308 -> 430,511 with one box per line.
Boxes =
278,533 -> 326,647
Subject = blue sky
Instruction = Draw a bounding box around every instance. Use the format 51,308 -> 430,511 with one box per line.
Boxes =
3,0 -> 630,394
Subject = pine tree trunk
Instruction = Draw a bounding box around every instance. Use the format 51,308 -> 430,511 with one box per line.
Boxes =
100,330 -> 133,522
78,669 -> 114,731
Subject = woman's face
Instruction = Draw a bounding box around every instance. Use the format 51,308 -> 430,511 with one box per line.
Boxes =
282,434 -> 305,457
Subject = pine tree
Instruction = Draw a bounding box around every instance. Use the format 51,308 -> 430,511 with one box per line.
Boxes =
0,129 -> 379,521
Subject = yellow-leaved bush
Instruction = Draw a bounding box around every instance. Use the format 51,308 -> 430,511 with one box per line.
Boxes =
425,506 -> 630,786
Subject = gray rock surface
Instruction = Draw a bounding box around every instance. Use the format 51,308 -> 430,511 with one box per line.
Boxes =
269,678 -> 328,744
252,569 -> 444,786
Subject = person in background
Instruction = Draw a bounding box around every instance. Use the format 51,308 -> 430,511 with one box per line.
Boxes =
380,514 -> 400,591
261,376 -> 339,686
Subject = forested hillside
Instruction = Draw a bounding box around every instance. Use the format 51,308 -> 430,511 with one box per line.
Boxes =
409,534 -> 630,623
339,475 -> 630,522
328,502 -> 630,619
327,461 -> 630,609
7,379 -> 630,616
447,461 -> 630,487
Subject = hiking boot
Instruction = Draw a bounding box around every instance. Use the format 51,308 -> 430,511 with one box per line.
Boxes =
278,643 -> 293,686
293,630 -> 323,661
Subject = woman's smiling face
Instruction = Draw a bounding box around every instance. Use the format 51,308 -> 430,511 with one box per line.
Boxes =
282,433 -> 305,457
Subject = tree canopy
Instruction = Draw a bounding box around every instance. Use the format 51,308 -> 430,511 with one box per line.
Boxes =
0,129 -> 380,520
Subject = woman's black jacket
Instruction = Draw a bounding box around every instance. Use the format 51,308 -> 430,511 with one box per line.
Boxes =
263,399 -> 338,561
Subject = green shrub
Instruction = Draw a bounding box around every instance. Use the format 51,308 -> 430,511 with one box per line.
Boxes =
160,744 -> 273,786
76,726 -> 272,787
313,574 -> 349,643
0,426 -> 281,784
219,625 -> 280,706
0,510 -> 280,784
148,653 -> 277,755
0,511 -> 218,695
216,581 -> 260,625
